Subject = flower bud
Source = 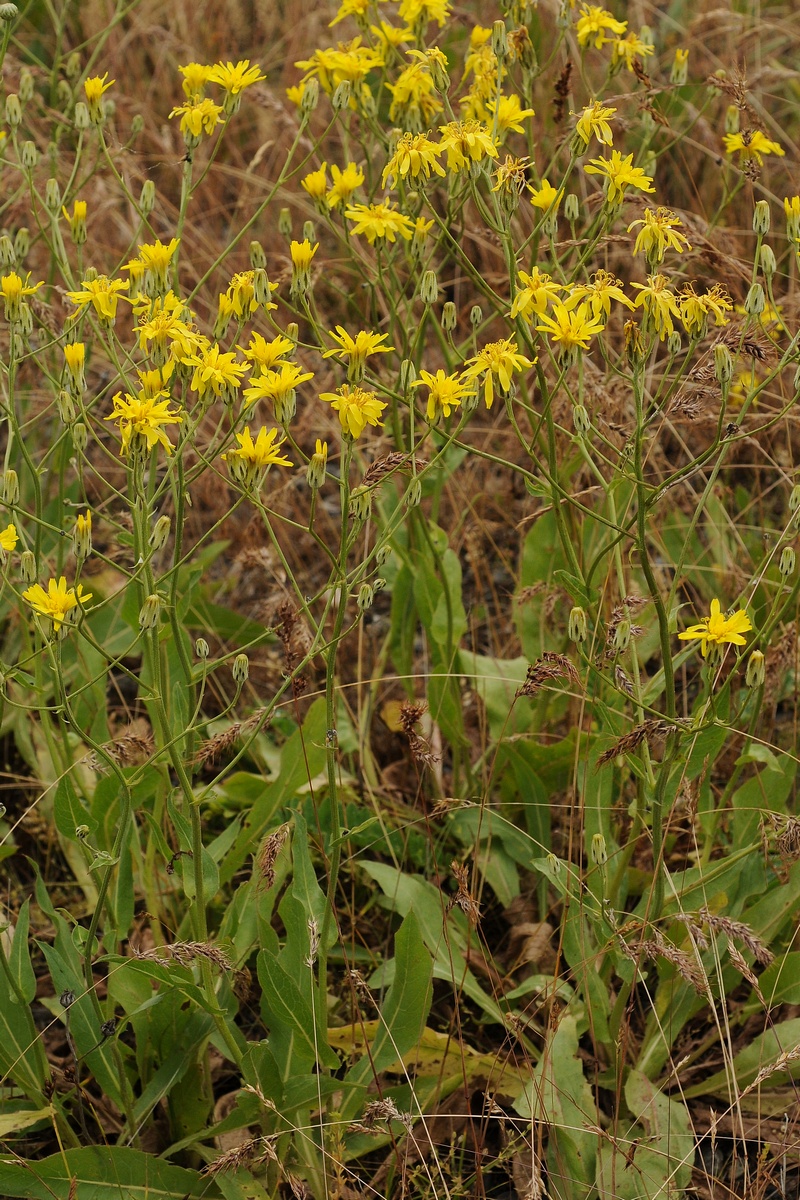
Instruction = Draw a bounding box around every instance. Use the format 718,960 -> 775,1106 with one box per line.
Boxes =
0,237 -> 13,268
546,851 -> 562,875
306,439 -> 327,489
75,824 -> 89,839
331,80 -> 351,112
753,200 -> 771,236
72,510 -> 92,560
278,207 -> 292,237
714,343 -> 733,386
195,637 -> 210,659
74,100 -> 90,130
724,103 -> 739,134
564,192 -> 580,222
72,421 -> 88,453
56,389 -> 76,422
138,593 -> 162,631
613,617 -> 631,652
19,550 -> 36,582
373,576 -> 386,593
300,76 -> 319,117
285,321 -> 299,348
13,227 -> 28,260
357,582 -> 374,611
55,79 -> 70,111
253,267 -> 271,305
149,514 -> 171,550
789,483 -> 800,513
405,478 -> 422,509
139,179 -> 155,217
399,358 -> 416,390
45,178 -> 61,214
667,331 -> 682,356
470,304 -> 483,329
744,283 -> 765,316
18,302 -> 32,336
670,47 -> 689,86
779,545 -> 795,577
572,404 -> 591,436
590,832 -> 607,866
65,50 -> 80,79
543,211 -> 558,239
0,4 -> 19,21
568,605 -> 588,642
131,113 -> 144,136
20,140 -> 37,170
249,239 -> 266,269
2,470 -> 18,505
760,244 -> 776,281
232,653 -> 249,685
441,301 -> 457,332
4,93 -> 21,127
745,648 -> 765,688
302,219 -> 315,243
491,19 -> 508,59
784,196 -> 800,241
420,269 -> 438,305
349,483 -> 372,521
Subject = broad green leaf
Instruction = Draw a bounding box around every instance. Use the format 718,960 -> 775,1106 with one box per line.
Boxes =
0,1145 -> 209,1199
0,1106 -> 54,1137
597,1071 -> 694,1200
8,898 -> 36,1004
256,949 -> 338,1070
683,1016 -> 800,1099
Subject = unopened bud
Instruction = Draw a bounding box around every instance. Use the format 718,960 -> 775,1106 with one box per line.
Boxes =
420,269 -> 438,305
232,653 -> 249,685
306,439 -> 327,489
131,113 -> 144,136
278,207 -> 292,237
74,100 -> 90,130
667,331 -> 682,356
399,358 -> 416,390
790,482 -> 800,513
546,851 -> 562,875
613,617 -> 631,652
779,545 -> 795,577
572,404 -> 591,436
19,549 -> 36,582
253,267 -> 271,305
470,304 -> 483,329
564,192 -> 580,222
72,421 -> 88,452
139,179 -> 155,217
714,343 -> 733,386
491,19 -> 508,59
59,989 -> 76,1009
3,470 -> 18,505
20,140 -> 37,170
590,832 -> 607,866
14,227 -> 28,259
442,301 -> 457,332
568,605 -> 587,642
375,543 -> 392,567
249,240 -> 266,269
745,648 -> 765,688
753,200 -> 771,236
56,389 -> 76,422
149,514 -> 171,550
669,47 -> 689,86
65,51 -> 80,79
0,236 -> 13,267
4,93 -> 21,127
75,824 -> 89,839
0,4 -> 19,21
300,76 -> 319,117
331,80 -> 351,112
138,593 -> 162,631
285,322 -> 299,348
195,637 -> 210,659
744,283 -> 765,316
73,510 -> 92,560
724,104 -> 739,134
348,483 -> 372,521
357,582 -> 374,612
760,244 -> 776,281
405,478 -> 422,508
45,178 -> 61,214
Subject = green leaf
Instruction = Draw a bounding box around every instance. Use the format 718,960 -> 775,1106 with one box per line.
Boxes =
8,898 -> 36,1004
53,775 -> 94,841
683,1016 -> 800,1099
0,1145 -> 209,1199
256,949 -> 338,1070
597,1071 -> 694,1200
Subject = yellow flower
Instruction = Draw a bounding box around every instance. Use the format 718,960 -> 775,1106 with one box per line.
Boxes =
290,239 -> 319,270
73,511 -> 92,559
23,577 -> 93,633
179,62 -> 212,97
784,195 -> 800,238
136,292 -> 201,364
307,438 -> 328,488
723,130 -> 785,166
382,132 -> 445,188
323,327 -> 394,381
222,270 -> 276,319
208,60 -> 266,95
169,96 -> 223,141
66,275 -> 129,323
301,163 -> 329,200
536,300 -> 606,351
345,201 -> 414,243
461,339 -> 534,409
492,155 -> 530,202
322,383 -> 387,438
575,4 -> 627,48
1,272 -> 43,321
63,341 -> 86,391
187,344 -> 247,401
628,207 -> 691,264
398,0 -> 450,27
510,268 -> 565,320
327,161 -> 365,208
62,199 -> 87,244
487,94 -> 536,135
565,270 -> 633,320
631,274 -> 681,340
296,40 -> 384,96
574,100 -> 616,146
584,150 -> 655,204
106,389 -> 183,457
330,0 -> 371,26
222,426 -> 293,485
386,61 -> 442,129
84,73 -> 114,119
240,332 -> 296,373
123,238 -> 180,294
679,283 -> 732,336
412,369 -> 470,420
370,20 -> 414,50
612,32 -> 653,71
243,362 -> 315,421
529,179 -> 563,213
0,522 -> 18,554
438,119 -> 498,172
678,598 -> 752,658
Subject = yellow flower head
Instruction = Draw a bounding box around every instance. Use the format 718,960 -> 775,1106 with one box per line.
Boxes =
631,274 -> 681,340
576,4 -> 627,48
398,0 -> 450,27
678,598 -> 752,658
301,163 -> 329,201
187,343 -> 247,401
487,94 -> 536,135
330,0 -> 371,26
84,73 -> 114,119
240,332 -> 296,374
438,119 -> 498,172
23,577 -> 93,633
723,130 -> 785,167
243,362 -> 315,422
628,207 -> 691,264
222,426 -> 293,486
386,60 -> 442,129
327,161 -> 365,208
290,239 -> 319,270
612,32 -> 653,71
565,270 -> 633,320
536,300 -> 606,352
0,522 -> 18,554
574,100 -> 616,147
1,272 -> 43,321
584,150 -> 655,205
461,339 -> 534,409
323,327 -> 394,381
529,178 -> 563,213
382,133 -> 445,188
66,275 -> 129,323
510,269 -> 565,320
169,96 -> 224,141
179,62 -> 212,97
208,59 -> 266,95
345,202 -> 414,243
106,389 -> 183,457
321,383 -> 387,438
412,369 -> 470,420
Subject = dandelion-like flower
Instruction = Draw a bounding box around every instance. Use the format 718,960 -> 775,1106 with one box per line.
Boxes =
84,73 -> 114,120
510,268 -> 565,319
208,60 -> 266,106
628,207 -> 691,264
169,96 -> 223,144
382,133 -> 445,188
187,344 -> 247,402
723,130 -> 784,167
574,100 -> 617,147
179,62 -> 212,97
290,239 -> 318,297
631,274 -> 681,340
23,577 -> 93,633
566,270 -> 633,320
678,598 -> 752,658
399,0 -> 450,27
1,272 -> 43,322
301,163 -> 328,201
136,292 -> 202,365
323,327 -> 394,381
345,202 -> 414,244
584,150 -> 655,204
0,523 -> 18,554
243,362 -> 314,422
240,332 -> 296,374
223,426 -> 293,487
123,238 -> 180,296
438,119 -> 498,172
537,301 -> 606,352
326,162 -> 365,208
412,369 -> 470,420
612,32 -> 653,72
529,179 -> 563,213
106,389 -> 183,457
461,339 -> 534,409
66,275 -> 129,324
575,5 -> 627,49
321,383 -> 387,438
487,94 -> 536,135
